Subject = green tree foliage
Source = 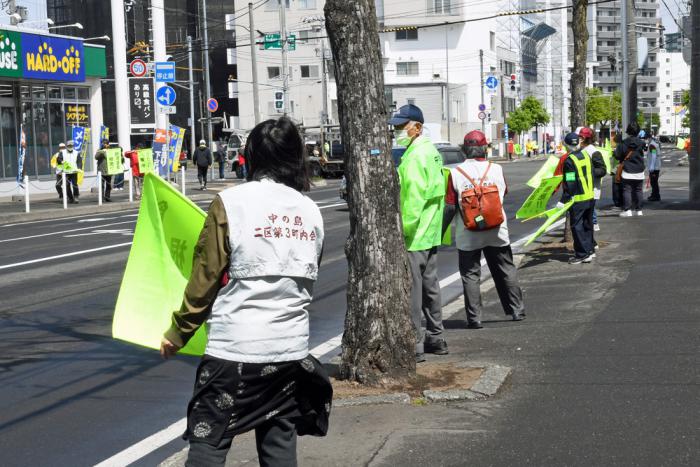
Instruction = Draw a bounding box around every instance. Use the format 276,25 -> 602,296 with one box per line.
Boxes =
585,87 -> 621,128
506,96 -> 551,134
682,89 -> 691,129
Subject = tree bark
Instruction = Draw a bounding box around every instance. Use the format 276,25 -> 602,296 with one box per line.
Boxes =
324,0 -> 415,384
571,0 -> 588,129
690,0 -> 700,201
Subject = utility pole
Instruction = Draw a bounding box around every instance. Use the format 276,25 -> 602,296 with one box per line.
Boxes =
249,2 -> 261,125
110,0 -> 130,150
280,1 -> 289,116
187,36 -> 196,157
621,0 -> 630,129
445,25 -> 451,142
320,31 -> 329,158
500,76 -> 507,155
152,0 -> 167,132
202,0 -> 214,148
479,48 -> 485,134
627,0 -> 638,125
690,0 -> 700,201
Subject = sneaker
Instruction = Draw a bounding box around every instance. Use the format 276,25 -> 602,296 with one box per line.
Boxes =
636,210 -> 643,216
416,353 -> 426,363
594,224 -> 600,232
610,206 -> 622,212
619,210 -> 633,217
467,321 -> 483,329
424,339 -> 449,355
594,244 -> 599,251
568,255 -> 592,264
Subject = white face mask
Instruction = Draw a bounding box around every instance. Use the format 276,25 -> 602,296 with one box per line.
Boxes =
395,130 -> 412,147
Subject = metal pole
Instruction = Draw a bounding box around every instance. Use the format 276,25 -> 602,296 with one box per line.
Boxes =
621,0 -> 630,130
181,166 -> 186,195
61,172 -> 67,210
500,77 -> 507,155
152,0 -> 168,132
320,30 -> 329,157
445,26 -> 451,141
249,2 -> 261,124
128,168 -> 133,202
98,170 -> 103,206
24,175 -> 29,213
280,0 -> 289,116
187,36 -> 197,157
202,0 -> 214,148
479,48 -> 485,134
110,0 -> 131,150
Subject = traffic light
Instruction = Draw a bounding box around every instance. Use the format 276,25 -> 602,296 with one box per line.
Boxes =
509,74 -> 517,91
274,90 -> 285,112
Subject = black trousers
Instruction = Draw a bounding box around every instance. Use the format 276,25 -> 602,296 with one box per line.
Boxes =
101,174 -> 112,200
649,170 -> 660,199
64,173 -> 79,201
570,200 -> 595,258
458,246 -> 525,324
186,418 -> 297,467
55,174 -> 63,198
612,178 -> 623,208
197,165 -> 208,186
623,179 -> 643,211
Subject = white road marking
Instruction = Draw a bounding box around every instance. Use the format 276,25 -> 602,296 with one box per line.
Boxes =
78,218 -> 111,223
0,221 -> 136,243
0,243 -> 133,271
319,202 -> 346,210
65,229 -> 134,238
2,209 -> 137,228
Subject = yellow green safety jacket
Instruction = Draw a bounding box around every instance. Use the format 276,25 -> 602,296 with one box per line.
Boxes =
397,135 -> 445,251
561,150 -> 593,204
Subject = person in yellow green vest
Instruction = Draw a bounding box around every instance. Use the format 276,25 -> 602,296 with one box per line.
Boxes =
558,132 -> 595,264
389,104 -> 448,362
578,127 -> 608,232
52,142 -> 66,200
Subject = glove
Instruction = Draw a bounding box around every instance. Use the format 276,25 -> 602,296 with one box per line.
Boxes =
555,202 -> 566,209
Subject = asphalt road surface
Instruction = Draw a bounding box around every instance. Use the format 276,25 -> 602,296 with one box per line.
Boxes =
0,158 -> 600,466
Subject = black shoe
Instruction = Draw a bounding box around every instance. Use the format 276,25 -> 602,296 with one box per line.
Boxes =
467,322 -> 483,329
416,353 -> 426,363
424,339 -> 449,355
568,255 -> 592,264
512,313 -> 524,321
104,198 -> 112,202
647,196 -> 660,202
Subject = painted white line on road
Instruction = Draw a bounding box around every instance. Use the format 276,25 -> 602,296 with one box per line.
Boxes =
1,209 -> 138,228
0,220 -> 136,243
93,215 -> 568,467
0,242 -> 133,271
93,418 -> 187,467
319,202 -> 346,210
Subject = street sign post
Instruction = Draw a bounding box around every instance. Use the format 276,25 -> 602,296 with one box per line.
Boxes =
129,77 -> 156,135
155,62 -> 176,83
130,59 -> 147,77
262,33 -> 296,51
207,98 -> 219,113
478,103 -> 486,112
485,76 -> 498,90
156,85 -> 177,106
159,106 -> 176,114
478,111 -> 487,121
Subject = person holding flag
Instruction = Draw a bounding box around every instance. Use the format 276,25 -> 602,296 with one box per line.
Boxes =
578,128 -> 608,232
95,139 -> 114,202
57,140 -> 80,204
52,142 -> 66,200
558,133 -> 595,264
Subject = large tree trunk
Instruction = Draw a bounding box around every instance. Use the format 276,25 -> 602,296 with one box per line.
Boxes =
324,0 -> 415,385
571,0 -> 588,129
690,0 -> 700,201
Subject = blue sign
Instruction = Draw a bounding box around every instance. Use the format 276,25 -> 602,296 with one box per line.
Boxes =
207,98 -> 218,112
22,32 -> 85,82
156,85 -> 176,106
478,103 -> 486,112
72,126 -> 86,151
155,61 -> 175,82
485,76 -> 498,90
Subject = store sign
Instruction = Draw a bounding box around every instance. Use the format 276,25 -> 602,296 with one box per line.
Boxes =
22,32 -> 84,82
65,104 -> 89,124
129,77 -> 156,134
0,30 -> 22,78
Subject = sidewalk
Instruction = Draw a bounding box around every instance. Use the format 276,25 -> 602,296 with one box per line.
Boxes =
160,164 -> 699,466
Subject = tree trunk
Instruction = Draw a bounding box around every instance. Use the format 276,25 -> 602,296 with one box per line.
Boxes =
324,0 -> 415,385
690,0 -> 700,201
571,0 -> 588,128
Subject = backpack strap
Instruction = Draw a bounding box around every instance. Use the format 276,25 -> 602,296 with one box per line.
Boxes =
456,162 -> 492,189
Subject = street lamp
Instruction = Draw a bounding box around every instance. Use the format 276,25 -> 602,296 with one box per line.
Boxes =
16,18 -> 54,27
49,22 -> 83,31
84,35 -> 110,42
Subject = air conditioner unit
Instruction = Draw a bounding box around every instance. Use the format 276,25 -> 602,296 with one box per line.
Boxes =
433,73 -> 441,79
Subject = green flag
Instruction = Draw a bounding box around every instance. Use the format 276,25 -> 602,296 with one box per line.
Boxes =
516,175 -> 562,220
514,143 -> 522,154
525,201 -> 573,246
105,148 -> 123,175
676,137 -> 686,150
113,173 -> 208,355
441,168 -> 452,246
137,148 -> 155,174
526,155 -> 560,189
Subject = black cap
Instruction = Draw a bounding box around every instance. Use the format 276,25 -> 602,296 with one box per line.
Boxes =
564,132 -> 579,147
388,104 -> 425,125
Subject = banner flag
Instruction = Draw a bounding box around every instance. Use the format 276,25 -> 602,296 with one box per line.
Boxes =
514,143 -> 522,155
526,155 -> 560,189
137,148 -> 155,174
17,124 -> 25,185
441,168 -> 452,246
105,148 -> 123,175
72,126 -> 86,152
169,126 -> 186,173
113,174 -> 208,355
77,128 -> 91,185
598,143 -> 613,174
525,201 -> 573,246
100,125 -> 109,142
676,137 -> 686,150
516,175 -> 563,220
153,129 -> 169,177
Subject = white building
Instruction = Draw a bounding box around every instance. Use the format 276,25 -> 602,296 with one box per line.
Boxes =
657,49 -> 689,136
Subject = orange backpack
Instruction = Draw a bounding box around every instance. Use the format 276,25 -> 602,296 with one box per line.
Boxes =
455,163 -> 504,231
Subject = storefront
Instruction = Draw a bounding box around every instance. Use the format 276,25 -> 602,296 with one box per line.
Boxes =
0,26 -> 106,181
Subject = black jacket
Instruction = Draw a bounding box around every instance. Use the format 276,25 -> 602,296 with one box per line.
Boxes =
614,136 -> 645,174
560,150 -> 592,204
192,147 -> 212,167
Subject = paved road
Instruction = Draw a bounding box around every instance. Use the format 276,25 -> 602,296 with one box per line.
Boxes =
0,158 -> 563,466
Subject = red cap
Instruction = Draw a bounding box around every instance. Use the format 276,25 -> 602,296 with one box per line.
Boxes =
463,130 -> 487,147
578,127 -> 594,139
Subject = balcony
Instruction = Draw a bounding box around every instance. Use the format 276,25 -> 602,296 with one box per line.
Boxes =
595,75 -> 621,85
637,75 -> 658,84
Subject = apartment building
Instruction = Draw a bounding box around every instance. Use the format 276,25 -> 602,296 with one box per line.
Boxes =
657,49 -> 689,136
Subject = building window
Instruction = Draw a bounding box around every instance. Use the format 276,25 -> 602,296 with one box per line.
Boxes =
300,65 -> 319,78
407,98 -> 416,105
266,0 -> 290,10
298,0 -> 317,8
396,29 -> 418,40
429,0 -> 452,15
490,31 -> 495,51
268,66 -> 281,79
396,61 -> 419,76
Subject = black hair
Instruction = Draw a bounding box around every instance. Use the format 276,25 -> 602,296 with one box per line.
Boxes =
244,117 -> 310,192
626,121 -> 640,137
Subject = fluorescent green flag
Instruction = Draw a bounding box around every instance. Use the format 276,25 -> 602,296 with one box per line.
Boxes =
526,155 -> 560,189
113,173 -> 208,355
514,143 -> 522,154
676,137 -> 686,150
598,146 -> 613,174
525,201 -> 573,246
105,148 -> 123,175
516,175 -> 562,220
137,148 -> 155,174
441,168 -> 452,246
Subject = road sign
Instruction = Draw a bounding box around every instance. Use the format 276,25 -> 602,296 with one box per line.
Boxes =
485,76 -> 498,90
207,98 -> 218,113
478,111 -> 487,121
263,33 -> 296,51
129,77 -> 156,134
130,59 -> 147,77
159,105 -> 176,114
156,85 -> 176,106
155,62 -> 176,83
478,103 -> 486,112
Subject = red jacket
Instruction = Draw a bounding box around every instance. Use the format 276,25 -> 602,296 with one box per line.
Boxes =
125,150 -> 141,177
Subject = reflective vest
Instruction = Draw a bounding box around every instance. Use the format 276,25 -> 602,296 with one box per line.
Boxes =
571,151 -> 594,202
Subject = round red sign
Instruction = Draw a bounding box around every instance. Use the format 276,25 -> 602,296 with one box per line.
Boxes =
130,59 -> 147,77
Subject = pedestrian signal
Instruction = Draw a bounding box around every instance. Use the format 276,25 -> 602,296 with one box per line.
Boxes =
274,90 -> 285,112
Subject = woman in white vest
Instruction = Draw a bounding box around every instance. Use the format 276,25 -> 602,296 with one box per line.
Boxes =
160,117 -> 332,467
